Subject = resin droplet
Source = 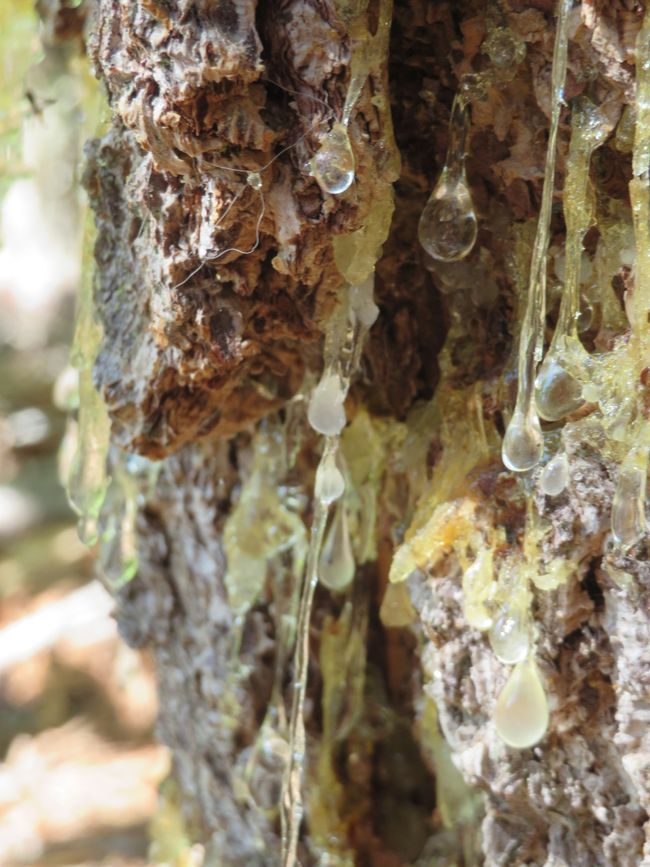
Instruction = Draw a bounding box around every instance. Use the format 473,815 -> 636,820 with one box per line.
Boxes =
310,123 -> 355,195
419,95 -> 477,262
418,170 -> 477,262
611,448 -> 648,550
535,354 -> 583,421
494,658 -> 549,749
314,451 -> 345,505
307,371 -> 347,436
349,275 -> 379,328
489,602 -> 529,664
502,409 -> 543,473
318,501 -> 355,592
540,451 -> 569,497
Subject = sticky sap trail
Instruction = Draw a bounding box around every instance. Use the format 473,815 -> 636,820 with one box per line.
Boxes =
418,95 -> 477,263
280,497 -> 329,867
502,0 -> 572,472
535,99 -> 609,421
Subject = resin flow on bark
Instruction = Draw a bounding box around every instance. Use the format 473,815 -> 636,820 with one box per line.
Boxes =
501,0 -> 572,474
75,0 -> 650,861
534,98 -> 610,423
281,281 -> 382,867
280,2 -> 398,861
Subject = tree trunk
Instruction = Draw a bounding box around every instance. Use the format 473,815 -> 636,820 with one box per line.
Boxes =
81,0 -> 650,865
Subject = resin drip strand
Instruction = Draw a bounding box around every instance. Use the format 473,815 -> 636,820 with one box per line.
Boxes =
502,0 -> 572,472
535,98 -> 608,421
418,94 -> 477,262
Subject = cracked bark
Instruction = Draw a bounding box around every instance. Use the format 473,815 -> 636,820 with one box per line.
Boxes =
81,0 -> 650,865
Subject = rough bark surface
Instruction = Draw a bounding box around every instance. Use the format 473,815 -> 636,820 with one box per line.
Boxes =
84,1 -> 650,865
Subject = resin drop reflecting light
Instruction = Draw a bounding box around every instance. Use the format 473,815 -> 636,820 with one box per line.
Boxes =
540,451 -> 569,497
311,123 -> 355,195
611,447 -> 648,550
318,501 -> 356,592
307,371 -> 347,436
502,408 -> 544,473
489,602 -> 529,665
494,658 -> 549,749
418,96 -> 477,262
314,451 -> 345,505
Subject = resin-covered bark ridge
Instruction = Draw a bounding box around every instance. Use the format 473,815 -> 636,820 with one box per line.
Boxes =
82,1 -> 650,865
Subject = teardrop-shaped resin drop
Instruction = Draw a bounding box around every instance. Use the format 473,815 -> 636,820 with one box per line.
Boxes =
502,408 -> 543,472
494,658 -> 549,749
314,451 -> 345,505
349,275 -> 379,328
611,448 -> 648,550
307,371 -> 347,436
318,502 -> 355,592
418,169 -> 477,262
310,123 -> 355,195
540,451 -> 569,497
489,602 -> 529,664
535,354 -> 584,421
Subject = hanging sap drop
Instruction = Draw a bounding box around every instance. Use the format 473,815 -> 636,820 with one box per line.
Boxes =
310,123 -> 355,195
314,450 -> 345,505
502,408 -> 543,472
307,371 -> 347,436
611,448 -> 648,550
489,602 -> 529,664
535,354 -> 583,421
494,657 -> 549,749
318,501 -> 355,592
540,450 -> 569,497
418,169 -> 477,262
349,275 -> 379,328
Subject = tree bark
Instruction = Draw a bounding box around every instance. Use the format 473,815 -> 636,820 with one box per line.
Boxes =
83,1 -> 650,865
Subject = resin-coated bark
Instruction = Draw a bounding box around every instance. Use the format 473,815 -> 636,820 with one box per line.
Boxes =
84,1 -> 650,865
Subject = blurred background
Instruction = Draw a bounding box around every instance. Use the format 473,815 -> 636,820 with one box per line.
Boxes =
0,2 -> 169,864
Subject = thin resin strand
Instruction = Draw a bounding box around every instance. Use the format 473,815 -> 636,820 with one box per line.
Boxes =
502,0 -> 572,472
535,98 -> 609,421
280,295 -> 374,867
418,94 -> 477,263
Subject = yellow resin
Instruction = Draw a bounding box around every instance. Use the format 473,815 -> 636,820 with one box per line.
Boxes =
308,603 -> 367,864
494,658 -> 549,749
224,429 -> 306,615
502,0 -> 572,472
535,99 -> 609,421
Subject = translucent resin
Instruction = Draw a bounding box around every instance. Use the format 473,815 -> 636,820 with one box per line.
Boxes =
502,408 -> 544,473
311,123 -> 355,195
418,96 -> 477,262
540,450 -> 569,496
307,371 -> 347,436
318,501 -> 356,592
494,658 -> 549,749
